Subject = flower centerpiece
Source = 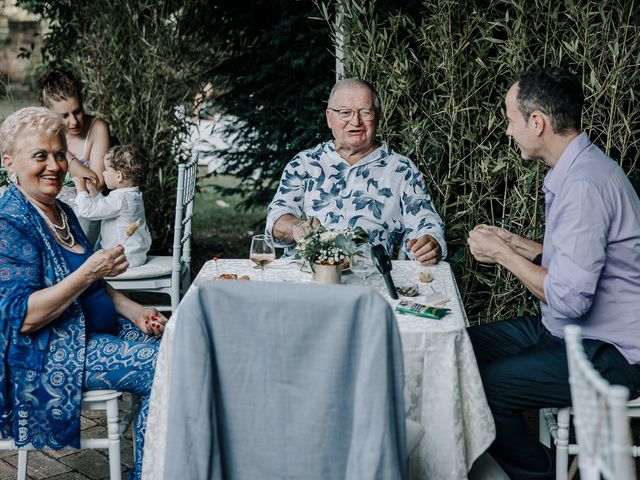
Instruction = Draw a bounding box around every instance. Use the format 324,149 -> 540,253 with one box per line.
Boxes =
296,221 -> 368,283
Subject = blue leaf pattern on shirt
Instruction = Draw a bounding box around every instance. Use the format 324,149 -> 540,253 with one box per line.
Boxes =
326,211 -> 343,224
366,178 -> 379,191
266,141 -> 446,257
348,215 -> 364,229
378,188 -> 392,198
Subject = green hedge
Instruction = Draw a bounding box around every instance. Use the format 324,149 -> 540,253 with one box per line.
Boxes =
320,0 -> 640,323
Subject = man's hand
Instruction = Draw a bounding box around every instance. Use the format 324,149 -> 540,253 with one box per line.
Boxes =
273,214 -> 321,243
292,217 -> 321,242
467,228 -> 511,264
407,235 -> 441,265
474,224 -> 542,261
468,224 -> 547,302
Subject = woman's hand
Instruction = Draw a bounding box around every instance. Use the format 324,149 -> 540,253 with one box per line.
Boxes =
82,245 -> 129,281
135,307 -> 168,337
105,285 -> 168,337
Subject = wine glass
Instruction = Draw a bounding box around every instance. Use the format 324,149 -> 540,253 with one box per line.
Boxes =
250,235 -> 275,280
350,244 -> 376,285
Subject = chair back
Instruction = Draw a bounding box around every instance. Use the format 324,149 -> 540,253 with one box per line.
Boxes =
564,325 -> 635,480
170,158 -> 198,304
161,281 -> 408,480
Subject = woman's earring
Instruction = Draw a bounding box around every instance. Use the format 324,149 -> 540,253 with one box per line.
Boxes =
8,172 -> 18,185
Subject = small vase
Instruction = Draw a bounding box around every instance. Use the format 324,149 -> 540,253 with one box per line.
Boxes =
311,263 -> 342,284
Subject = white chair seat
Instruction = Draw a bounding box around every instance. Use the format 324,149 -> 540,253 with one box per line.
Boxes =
106,158 -> 198,312
106,255 -> 172,280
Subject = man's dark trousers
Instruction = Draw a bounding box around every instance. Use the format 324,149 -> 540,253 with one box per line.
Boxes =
467,315 -> 640,480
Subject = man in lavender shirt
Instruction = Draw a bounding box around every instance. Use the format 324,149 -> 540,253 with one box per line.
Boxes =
466,68 -> 640,479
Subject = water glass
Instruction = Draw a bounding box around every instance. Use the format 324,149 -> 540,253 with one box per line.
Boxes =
350,244 -> 376,284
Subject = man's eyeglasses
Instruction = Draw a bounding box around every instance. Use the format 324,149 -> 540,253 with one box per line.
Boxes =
327,108 -> 377,121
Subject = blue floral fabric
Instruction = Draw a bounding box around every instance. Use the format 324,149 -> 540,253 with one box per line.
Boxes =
266,141 -> 447,257
86,319 -> 159,480
0,184 -> 158,475
0,185 -> 88,449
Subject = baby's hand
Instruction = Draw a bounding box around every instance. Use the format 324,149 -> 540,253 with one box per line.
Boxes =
72,176 -> 87,192
86,178 -> 100,197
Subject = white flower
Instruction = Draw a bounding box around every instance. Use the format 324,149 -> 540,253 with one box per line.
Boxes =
319,231 -> 338,242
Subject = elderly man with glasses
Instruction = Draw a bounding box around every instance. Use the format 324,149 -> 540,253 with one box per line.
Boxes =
266,78 -> 446,263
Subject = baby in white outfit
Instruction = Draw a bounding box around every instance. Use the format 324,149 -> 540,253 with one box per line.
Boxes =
74,145 -> 152,267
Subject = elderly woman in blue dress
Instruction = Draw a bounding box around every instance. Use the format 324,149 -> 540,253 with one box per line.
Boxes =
0,107 -> 167,480
267,78 -> 446,263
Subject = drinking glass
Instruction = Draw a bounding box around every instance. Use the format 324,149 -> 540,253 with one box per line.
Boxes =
350,244 -> 376,285
250,235 -> 275,280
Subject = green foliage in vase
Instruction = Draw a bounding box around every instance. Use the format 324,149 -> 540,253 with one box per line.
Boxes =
318,0 -> 640,323
297,223 -> 368,265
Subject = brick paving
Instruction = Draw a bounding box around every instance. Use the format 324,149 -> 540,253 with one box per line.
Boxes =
3,400 -> 640,478
0,395 -> 135,480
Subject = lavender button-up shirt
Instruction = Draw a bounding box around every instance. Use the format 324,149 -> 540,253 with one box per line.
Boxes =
541,132 -> 640,363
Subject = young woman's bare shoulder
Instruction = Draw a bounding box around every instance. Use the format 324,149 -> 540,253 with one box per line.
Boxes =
91,117 -> 111,136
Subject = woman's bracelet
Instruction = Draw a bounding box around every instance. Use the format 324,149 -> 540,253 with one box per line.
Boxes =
68,155 -> 77,165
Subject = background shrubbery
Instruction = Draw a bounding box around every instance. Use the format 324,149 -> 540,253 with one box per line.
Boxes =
18,0 -> 231,249
13,0 -> 640,323
16,0 -> 334,250
320,0 -> 640,322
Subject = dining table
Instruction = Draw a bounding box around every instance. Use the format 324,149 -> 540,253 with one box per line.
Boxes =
143,258 -> 496,480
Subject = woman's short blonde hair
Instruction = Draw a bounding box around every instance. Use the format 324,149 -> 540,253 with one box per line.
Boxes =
0,107 -> 67,157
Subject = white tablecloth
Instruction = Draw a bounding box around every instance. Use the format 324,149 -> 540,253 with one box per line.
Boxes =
143,259 -> 495,480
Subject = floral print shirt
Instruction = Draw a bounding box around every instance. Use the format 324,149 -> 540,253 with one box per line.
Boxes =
266,141 -> 446,258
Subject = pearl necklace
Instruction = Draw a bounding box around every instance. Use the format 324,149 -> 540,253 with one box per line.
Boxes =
33,203 -> 76,248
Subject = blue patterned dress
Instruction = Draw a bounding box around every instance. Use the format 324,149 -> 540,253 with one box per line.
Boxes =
0,185 -> 158,480
266,141 -> 447,257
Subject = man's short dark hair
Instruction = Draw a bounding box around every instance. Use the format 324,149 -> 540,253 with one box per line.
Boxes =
512,68 -> 584,135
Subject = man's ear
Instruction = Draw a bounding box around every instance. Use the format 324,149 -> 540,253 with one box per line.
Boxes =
326,109 -> 333,130
530,111 -> 547,136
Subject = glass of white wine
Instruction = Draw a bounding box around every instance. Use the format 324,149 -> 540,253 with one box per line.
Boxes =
250,234 -> 275,280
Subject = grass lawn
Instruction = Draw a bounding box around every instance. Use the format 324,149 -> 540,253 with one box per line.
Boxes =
191,170 -> 267,275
